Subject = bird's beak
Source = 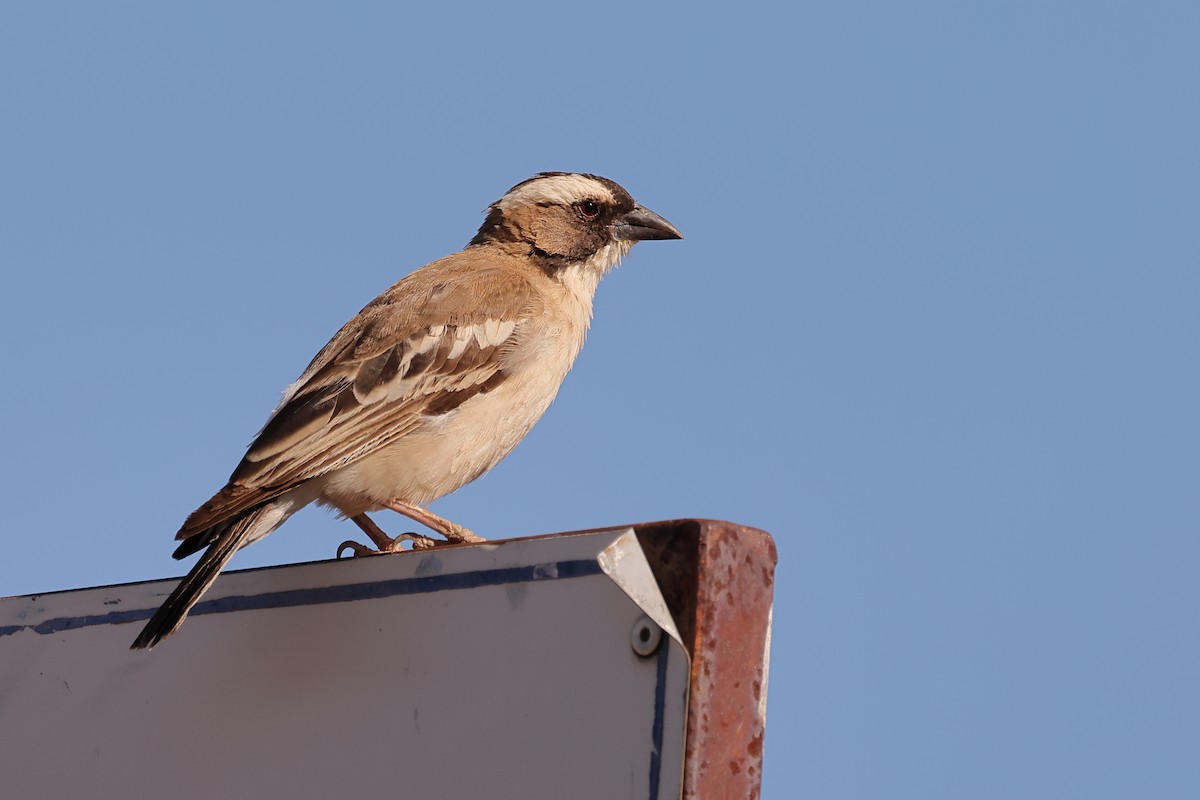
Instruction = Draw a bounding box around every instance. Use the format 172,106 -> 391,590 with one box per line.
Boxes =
613,204 -> 684,241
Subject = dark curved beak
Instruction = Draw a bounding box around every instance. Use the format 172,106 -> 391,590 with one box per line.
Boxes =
613,204 -> 684,242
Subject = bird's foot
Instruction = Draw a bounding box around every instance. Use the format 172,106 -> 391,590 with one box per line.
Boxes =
337,507 -> 484,559
337,531 -> 439,559
339,513 -> 441,558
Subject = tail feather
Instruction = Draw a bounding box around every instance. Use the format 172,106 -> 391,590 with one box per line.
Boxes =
132,503 -> 284,650
172,525 -> 221,560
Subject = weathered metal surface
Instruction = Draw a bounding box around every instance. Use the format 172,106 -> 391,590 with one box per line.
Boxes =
0,529 -> 690,800
0,520 -> 775,799
635,519 -> 778,800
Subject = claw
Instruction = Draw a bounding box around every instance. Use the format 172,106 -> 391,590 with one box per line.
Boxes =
337,540 -> 378,559
335,532 -> 440,559
387,532 -> 440,551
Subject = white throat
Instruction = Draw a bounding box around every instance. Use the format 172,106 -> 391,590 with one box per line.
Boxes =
555,240 -> 633,318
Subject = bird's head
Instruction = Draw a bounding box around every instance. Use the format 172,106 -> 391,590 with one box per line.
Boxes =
469,172 -> 683,275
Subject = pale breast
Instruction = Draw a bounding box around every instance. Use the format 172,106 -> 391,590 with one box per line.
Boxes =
317,306 -> 588,516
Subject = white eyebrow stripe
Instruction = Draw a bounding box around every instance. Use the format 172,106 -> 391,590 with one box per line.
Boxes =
498,174 -> 614,208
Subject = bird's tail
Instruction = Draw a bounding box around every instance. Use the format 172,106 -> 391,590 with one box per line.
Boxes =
131,501 -> 288,650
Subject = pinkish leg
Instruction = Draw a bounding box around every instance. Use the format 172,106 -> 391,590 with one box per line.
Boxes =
381,500 -> 486,544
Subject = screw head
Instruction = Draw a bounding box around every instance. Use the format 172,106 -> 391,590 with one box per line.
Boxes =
630,615 -> 662,657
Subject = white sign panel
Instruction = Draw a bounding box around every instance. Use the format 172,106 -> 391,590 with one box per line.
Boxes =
1,528 -> 689,800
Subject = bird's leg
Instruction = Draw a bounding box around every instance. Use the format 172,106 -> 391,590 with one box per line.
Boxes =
350,513 -> 406,549
336,513 -> 439,558
382,499 -> 486,544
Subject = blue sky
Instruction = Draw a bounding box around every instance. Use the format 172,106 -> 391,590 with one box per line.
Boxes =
3,3 -> 1198,797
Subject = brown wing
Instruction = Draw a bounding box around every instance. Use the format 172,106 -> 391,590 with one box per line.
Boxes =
177,252 -> 538,539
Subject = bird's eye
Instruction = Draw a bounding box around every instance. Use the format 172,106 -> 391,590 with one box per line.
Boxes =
576,199 -> 601,220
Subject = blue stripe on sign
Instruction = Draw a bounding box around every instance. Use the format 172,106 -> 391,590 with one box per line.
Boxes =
648,632 -> 670,800
1,559 -> 604,637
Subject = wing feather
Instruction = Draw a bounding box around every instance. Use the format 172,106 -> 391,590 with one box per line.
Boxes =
236,322 -> 516,486
177,255 -> 541,540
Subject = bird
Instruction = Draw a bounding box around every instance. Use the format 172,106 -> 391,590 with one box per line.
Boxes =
131,172 -> 683,649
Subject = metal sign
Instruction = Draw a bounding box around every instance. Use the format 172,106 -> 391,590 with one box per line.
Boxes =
1,528 -> 690,800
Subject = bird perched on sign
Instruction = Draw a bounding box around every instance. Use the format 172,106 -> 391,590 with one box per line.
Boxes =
131,172 -> 683,649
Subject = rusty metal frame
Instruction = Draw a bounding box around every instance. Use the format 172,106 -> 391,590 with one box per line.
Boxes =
634,519 -> 777,800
